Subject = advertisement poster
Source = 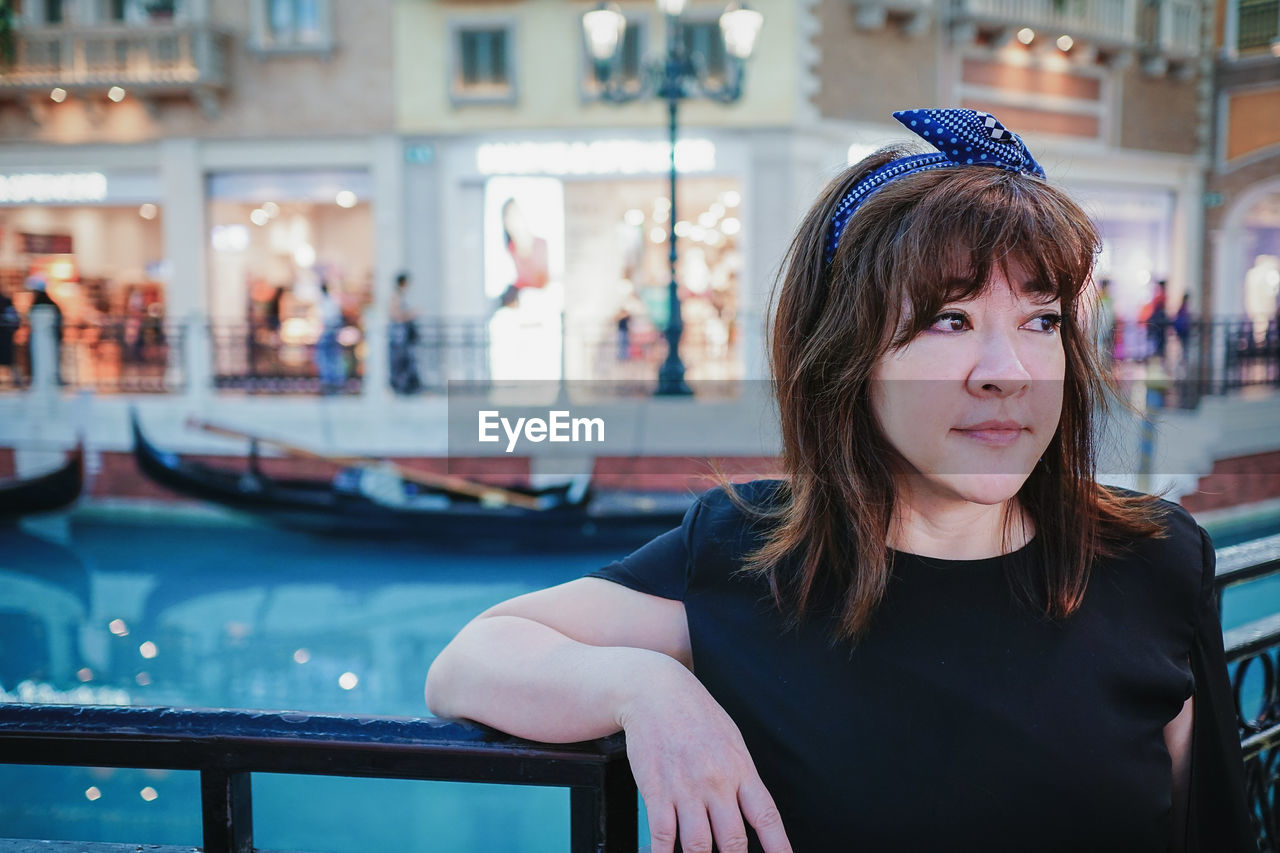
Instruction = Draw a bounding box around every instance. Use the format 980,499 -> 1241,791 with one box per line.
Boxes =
483,176 -> 565,382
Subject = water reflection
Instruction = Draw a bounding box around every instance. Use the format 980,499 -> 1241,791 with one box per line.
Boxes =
0,515 -> 622,851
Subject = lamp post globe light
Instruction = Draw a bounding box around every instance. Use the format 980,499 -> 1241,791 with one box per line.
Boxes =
583,1 -> 763,396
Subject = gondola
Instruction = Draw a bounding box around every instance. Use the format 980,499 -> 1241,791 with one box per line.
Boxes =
130,414 -> 691,550
0,447 -> 83,520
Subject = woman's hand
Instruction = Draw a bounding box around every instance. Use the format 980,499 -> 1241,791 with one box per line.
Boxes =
619,660 -> 793,853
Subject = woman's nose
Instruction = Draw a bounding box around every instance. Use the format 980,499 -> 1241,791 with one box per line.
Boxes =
966,330 -> 1032,397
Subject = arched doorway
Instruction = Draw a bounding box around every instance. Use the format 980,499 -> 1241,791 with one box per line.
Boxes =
1216,177 -> 1280,323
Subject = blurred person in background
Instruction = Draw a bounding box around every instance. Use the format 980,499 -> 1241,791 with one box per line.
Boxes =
314,281 -> 345,394
390,272 -> 422,395
0,288 -> 17,386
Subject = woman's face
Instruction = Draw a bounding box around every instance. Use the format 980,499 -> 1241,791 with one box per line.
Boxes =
870,262 -> 1066,509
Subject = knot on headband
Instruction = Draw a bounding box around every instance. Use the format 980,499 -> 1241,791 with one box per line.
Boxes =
824,108 -> 1047,266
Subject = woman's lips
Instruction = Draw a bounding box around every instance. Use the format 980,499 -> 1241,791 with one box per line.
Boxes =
953,423 -> 1027,447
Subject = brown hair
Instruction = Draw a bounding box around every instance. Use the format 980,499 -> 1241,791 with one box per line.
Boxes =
740,147 -> 1165,643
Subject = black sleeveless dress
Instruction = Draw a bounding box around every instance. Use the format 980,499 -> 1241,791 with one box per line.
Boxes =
587,480 -> 1253,852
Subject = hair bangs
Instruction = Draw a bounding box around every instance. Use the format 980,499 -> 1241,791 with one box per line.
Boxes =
861,168 -> 1100,345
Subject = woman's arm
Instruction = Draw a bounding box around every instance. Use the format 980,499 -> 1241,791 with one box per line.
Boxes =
425,577 -> 691,740
426,577 -> 793,853
1165,695 -> 1194,853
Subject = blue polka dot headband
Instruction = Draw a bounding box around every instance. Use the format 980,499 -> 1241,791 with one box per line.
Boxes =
824,108 -> 1047,266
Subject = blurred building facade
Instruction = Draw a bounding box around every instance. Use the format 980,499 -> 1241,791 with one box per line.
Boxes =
0,0 -> 1277,506
0,0 -> 400,336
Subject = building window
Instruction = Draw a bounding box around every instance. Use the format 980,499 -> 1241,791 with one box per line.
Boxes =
582,17 -> 646,99
251,0 -> 333,54
451,22 -> 516,104
681,19 -> 728,83
1236,0 -> 1279,52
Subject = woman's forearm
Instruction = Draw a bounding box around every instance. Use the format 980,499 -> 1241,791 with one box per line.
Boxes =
425,613 -> 687,743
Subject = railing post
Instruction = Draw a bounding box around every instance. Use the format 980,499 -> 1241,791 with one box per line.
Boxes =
200,768 -> 253,853
569,760 -> 638,853
28,305 -> 59,397
183,310 -> 213,402
362,306 -> 390,402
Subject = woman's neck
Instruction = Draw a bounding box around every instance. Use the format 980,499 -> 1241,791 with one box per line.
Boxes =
887,490 -> 1032,560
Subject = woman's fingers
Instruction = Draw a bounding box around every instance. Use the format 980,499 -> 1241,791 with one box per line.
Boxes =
706,793 -> 752,853
675,802 -> 716,853
739,776 -> 793,853
647,800 -> 679,853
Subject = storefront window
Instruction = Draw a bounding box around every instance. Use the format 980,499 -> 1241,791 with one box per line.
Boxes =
0,201 -> 166,390
561,176 -> 743,382
205,169 -> 373,392
1239,189 -> 1280,341
1075,186 -> 1174,360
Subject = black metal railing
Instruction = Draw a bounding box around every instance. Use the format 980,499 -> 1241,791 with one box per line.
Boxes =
210,322 -> 363,396
1219,532 -> 1280,851
1110,318 -> 1280,409
60,317 -> 185,395
0,705 -> 638,853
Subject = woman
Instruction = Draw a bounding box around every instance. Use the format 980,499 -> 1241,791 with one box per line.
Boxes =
426,109 -> 1252,852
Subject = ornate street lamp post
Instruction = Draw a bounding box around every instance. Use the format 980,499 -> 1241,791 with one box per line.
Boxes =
584,1 -> 763,395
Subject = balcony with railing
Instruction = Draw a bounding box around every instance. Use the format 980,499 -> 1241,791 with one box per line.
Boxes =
0,22 -> 232,115
951,0 -> 1139,50
1136,0 -> 1200,74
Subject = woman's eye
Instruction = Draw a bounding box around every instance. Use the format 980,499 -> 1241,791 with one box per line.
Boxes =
1025,313 -> 1064,333
928,312 -> 969,332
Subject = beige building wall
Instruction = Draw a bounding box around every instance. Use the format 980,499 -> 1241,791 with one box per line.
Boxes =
1119,70 -> 1201,155
809,6 -> 937,122
0,0 -> 396,144
396,0 -> 800,134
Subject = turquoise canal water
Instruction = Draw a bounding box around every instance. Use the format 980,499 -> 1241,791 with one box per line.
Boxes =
1,505 -> 1278,850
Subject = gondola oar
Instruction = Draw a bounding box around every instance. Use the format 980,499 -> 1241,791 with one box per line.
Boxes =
186,418 -> 548,511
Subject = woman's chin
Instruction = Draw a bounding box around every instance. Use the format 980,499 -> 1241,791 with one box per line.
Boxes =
931,472 -> 1031,506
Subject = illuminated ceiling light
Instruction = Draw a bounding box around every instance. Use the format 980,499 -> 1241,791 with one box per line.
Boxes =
50,87 -> 68,103
649,227 -> 666,244
720,217 -> 742,236
623,208 -> 645,226
673,220 -> 692,237
335,190 -> 357,208
262,201 -> 280,217
139,641 -> 158,659
109,618 -> 129,637
1057,34 -> 1074,51
653,196 -> 671,211
140,786 -> 158,802
249,208 -> 269,226
698,211 -> 718,228
293,648 -> 311,664
722,190 -> 741,207
338,672 -> 359,690
1017,27 -> 1035,45
107,86 -> 126,103
138,203 -> 158,220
